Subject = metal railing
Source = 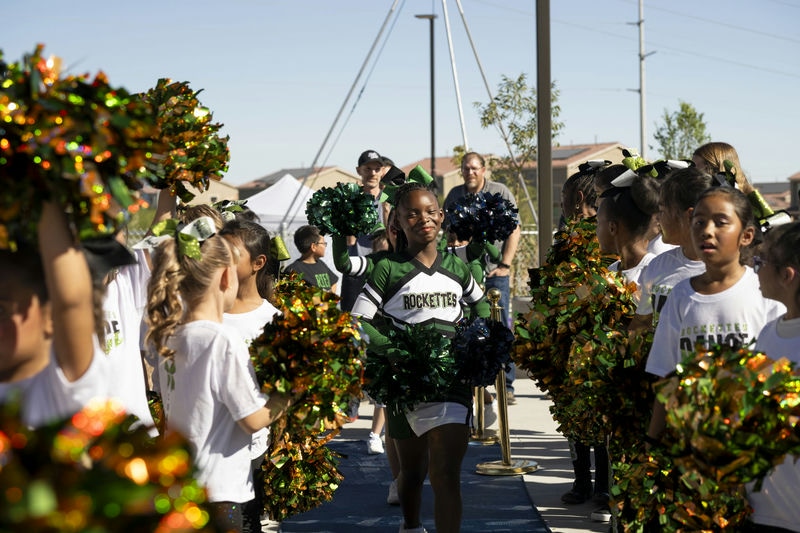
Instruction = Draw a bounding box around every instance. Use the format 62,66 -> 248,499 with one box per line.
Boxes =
510,226 -> 539,298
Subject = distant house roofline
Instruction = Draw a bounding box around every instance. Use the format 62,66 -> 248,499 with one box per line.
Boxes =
400,142 -> 629,177
237,166 -> 348,190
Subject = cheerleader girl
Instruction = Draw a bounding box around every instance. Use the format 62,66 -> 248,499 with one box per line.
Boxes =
352,182 -> 486,533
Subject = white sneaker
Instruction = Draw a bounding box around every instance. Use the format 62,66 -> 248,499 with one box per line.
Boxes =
590,505 -> 612,522
483,401 -> 498,428
367,432 -> 385,454
387,479 -> 400,505
260,514 -> 282,532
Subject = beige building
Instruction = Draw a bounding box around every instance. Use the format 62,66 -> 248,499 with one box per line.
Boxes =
789,172 -> 800,217
184,178 -> 239,205
139,177 -> 240,209
238,166 -> 360,199
754,172 -> 800,219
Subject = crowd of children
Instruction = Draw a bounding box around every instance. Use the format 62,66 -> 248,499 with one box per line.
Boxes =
535,142 -> 799,532
3,45 -> 799,533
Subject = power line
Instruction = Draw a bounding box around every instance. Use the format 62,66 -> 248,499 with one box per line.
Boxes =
637,1 -> 800,45
318,1 -> 406,170
476,0 -> 800,48
473,0 -> 800,49
649,41 -> 800,80
761,0 -> 800,8
551,18 -> 800,80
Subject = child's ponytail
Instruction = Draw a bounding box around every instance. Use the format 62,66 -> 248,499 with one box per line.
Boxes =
600,175 -> 660,239
146,226 -> 237,359
146,238 -> 185,359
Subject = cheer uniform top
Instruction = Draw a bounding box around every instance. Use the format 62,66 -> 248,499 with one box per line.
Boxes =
351,250 -> 485,437
101,248 -> 155,431
608,252 -> 655,306
0,338 -> 109,428
159,320 -> 266,503
647,234 -> 677,255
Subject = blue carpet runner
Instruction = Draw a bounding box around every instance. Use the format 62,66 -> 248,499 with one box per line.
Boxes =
281,438 -> 550,532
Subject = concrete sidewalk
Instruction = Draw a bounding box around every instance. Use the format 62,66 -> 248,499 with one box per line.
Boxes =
279,370 -> 607,532
508,372 -> 608,533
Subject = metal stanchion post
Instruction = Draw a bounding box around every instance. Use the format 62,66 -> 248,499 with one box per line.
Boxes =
476,289 -> 538,475
470,385 -> 498,445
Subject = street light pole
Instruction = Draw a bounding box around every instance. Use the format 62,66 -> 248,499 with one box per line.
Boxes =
415,14 -> 437,178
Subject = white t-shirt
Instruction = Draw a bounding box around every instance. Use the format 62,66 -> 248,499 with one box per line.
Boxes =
158,320 -> 266,503
100,249 -> 154,429
647,234 -> 677,255
747,315 -> 800,531
645,267 -> 786,378
608,252 -> 655,306
224,300 -> 281,460
0,341 -> 109,428
223,300 -> 280,344
636,247 -> 706,325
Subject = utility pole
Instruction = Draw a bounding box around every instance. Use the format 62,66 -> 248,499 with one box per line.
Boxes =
628,0 -> 655,158
415,14 -> 437,178
536,0 -> 552,265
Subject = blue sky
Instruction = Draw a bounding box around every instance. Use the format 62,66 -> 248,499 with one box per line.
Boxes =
5,0 -> 799,185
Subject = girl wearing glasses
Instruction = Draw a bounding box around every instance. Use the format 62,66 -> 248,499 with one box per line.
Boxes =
745,221 -> 800,532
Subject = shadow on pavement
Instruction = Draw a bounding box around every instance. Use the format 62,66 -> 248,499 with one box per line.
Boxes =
281,437 -> 551,533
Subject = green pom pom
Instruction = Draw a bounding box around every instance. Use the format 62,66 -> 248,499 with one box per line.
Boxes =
364,323 -> 457,413
306,182 -> 379,237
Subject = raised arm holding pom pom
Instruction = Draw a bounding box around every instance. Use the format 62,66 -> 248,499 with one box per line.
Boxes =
0,201 -> 110,428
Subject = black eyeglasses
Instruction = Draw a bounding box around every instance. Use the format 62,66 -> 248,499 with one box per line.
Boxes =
752,256 -> 768,273
315,240 -> 327,246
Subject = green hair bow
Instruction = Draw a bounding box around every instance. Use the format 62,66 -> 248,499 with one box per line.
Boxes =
213,199 -> 249,222
621,149 -> 649,173
149,216 -> 217,260
269,235 -> 291,261
380,165 -> 435,206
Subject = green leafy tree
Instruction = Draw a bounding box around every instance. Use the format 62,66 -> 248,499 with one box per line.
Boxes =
472,73 -> 564,226
450,145 -> 467,168
652,100 -> 711,160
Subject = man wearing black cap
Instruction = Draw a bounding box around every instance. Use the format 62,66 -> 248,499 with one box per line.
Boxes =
357,149 -> 384,199
339,149 -> 387,312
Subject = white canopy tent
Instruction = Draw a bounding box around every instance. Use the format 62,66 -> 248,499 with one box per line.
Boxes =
244,173 -> 338,287
245,173 -> 314,236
